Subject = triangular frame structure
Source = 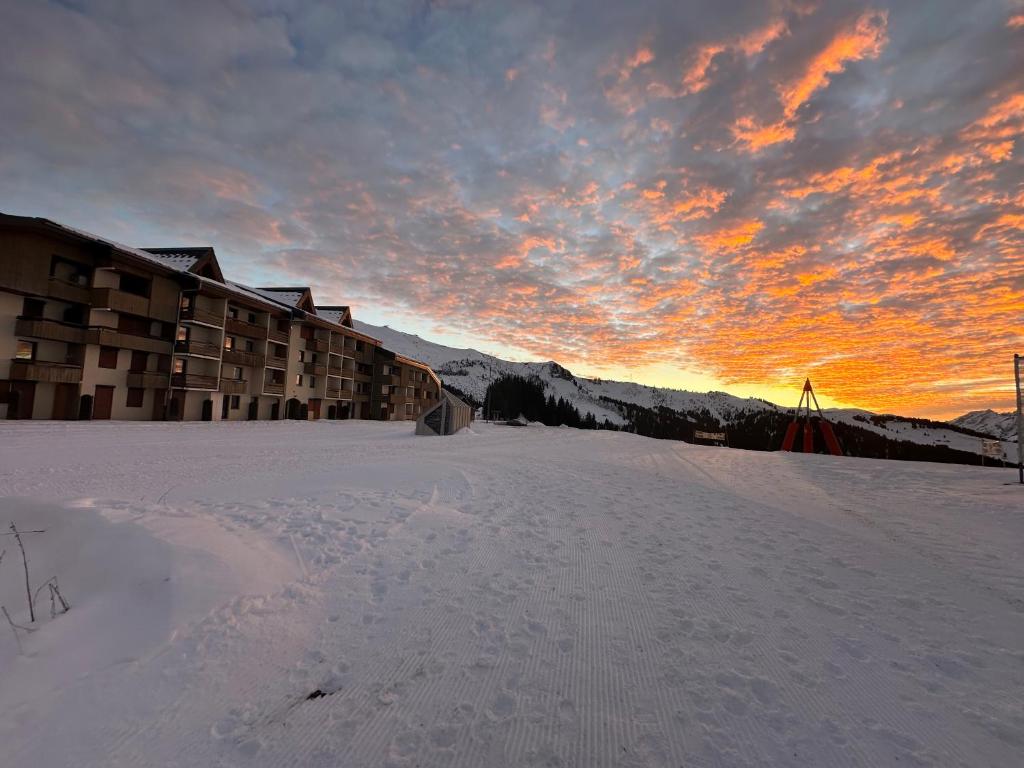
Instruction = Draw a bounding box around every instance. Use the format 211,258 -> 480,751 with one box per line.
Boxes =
780,378 -> 843,456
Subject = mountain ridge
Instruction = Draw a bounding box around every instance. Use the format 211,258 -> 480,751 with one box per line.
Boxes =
357,321 -> 1020,457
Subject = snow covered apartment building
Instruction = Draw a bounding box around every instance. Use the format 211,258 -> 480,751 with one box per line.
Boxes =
0,214 -> 441,422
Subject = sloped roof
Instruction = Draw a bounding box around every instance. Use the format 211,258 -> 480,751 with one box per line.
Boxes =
142,246 -> 224,282
247,286 -> 316,312
316,305 -> 352,326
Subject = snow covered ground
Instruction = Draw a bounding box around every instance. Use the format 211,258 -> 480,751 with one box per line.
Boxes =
1,421 -> 1022,767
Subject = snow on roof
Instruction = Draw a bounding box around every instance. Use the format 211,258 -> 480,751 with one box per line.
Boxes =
245,286 -> 311,309
316,306 -> 350,325
139,250 -> 202,272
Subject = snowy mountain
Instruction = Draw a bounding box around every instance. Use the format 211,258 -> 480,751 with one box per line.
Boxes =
358,321 -> 1019,461
950,409 -> 1019,441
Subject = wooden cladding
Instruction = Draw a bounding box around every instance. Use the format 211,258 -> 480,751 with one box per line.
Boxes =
47,277 -> 92,304
267,327 -> 289,344
14,317 -> 88,344
174,339 -> 222,358
170,373 -> 218,390
225,316 -> 268,339
303,361 -> 327,376
262,381 -> 285,396
10,360 -> 83,384
305,337 -> 328,353
266,354 -> 288,370
91,287 -> 150,317
180,304 -> 224,327
219,378 -> 248,395
222,348 -> 265,368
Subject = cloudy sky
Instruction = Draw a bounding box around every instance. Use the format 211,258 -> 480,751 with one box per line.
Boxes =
2,0 -> 1022,417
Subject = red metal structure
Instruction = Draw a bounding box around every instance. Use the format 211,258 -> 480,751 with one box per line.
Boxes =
780,378 -> 843,456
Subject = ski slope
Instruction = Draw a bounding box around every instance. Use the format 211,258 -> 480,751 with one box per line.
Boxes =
2,422 -> 1022,766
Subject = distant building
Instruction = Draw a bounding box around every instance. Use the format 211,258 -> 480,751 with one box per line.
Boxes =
0,214 -> 440,421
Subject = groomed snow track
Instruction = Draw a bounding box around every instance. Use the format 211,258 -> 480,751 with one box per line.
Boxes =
1,421 -> 1022,767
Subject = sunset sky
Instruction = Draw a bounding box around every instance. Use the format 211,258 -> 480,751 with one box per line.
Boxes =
1,0 -> 1021,418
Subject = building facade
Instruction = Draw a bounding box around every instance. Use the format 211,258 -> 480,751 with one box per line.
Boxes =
0,214 -> 441,422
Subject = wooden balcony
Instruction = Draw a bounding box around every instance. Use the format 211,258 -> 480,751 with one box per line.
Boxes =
88,328 -> 171,354
225,316 -> 268,339
303,361 -> 327,376
180,304 -> 224,327
268,327 -> 289,344
222,349 -> 265,368
263,381 -> 285,396
126,371 -> 168,388
266,354 -> 288,370
47,277 -> 92,304
328,363 -> 343,376
326,385 -> 343,399
14,317 -> 88,344
10,360 -> 83,384
171,373 -> 218,390
305,338 -> 328,354
175,339 -> 222,359
91,287 -> 150,317
219,378 -> 248,395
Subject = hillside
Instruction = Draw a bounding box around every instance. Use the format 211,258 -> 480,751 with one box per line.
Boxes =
357,322 -> 1019,463
951,409 -> 1019,441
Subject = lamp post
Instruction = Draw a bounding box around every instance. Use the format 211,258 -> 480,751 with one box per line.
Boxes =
1015,354 -> 1023,485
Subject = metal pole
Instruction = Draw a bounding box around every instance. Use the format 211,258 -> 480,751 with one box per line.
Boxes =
1015,354 -> 1023,485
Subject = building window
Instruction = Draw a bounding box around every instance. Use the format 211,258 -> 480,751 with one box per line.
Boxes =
244,339 -> 254,352
224,336 -> 235,351
407,386 -> 413,397
98,346 -> 119,369
381,384 -> 389,395
295,374 -> 302,386
230,395 -> 240,409
308,376 -> 316,388
15,340 -> 35,361
405,403 -> 413,415
120,272 -> 150,297
130,350 -> 148,372
126,388 -> 144,408
228,307 -> 239,319
355,340 -> 364,352
180,295 -> 192,310
247,312 -> 257,324
233,367 -> 243,380
21,298 -> 45,319
176,326 -> 188,342
174,358 -> 186,374
299,350 -> 306,363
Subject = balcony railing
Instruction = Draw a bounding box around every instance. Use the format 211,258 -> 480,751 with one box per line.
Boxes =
222,349 -> 265,368
47,276 -> 92,304
219,379 -> 248,395
91,287 -> 150,317
225,316 -> 268,339
14,317 -> 88,345
10,360 -> 83,384
126,371 -> 169,388
87,328 -> 171,354
328,363 -> 343,376
326,385 -> 342,399
263,381 -> 285,396
175,339 -> 222,359
266,354 -> 288,370
268,327 -> 289,344
171,373 -> 218,390
180,304 -> 224,327
305,338 -> 328,353
303,361 -> 327,376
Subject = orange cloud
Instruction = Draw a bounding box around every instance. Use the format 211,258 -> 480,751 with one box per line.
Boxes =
779,9 -> 888,119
